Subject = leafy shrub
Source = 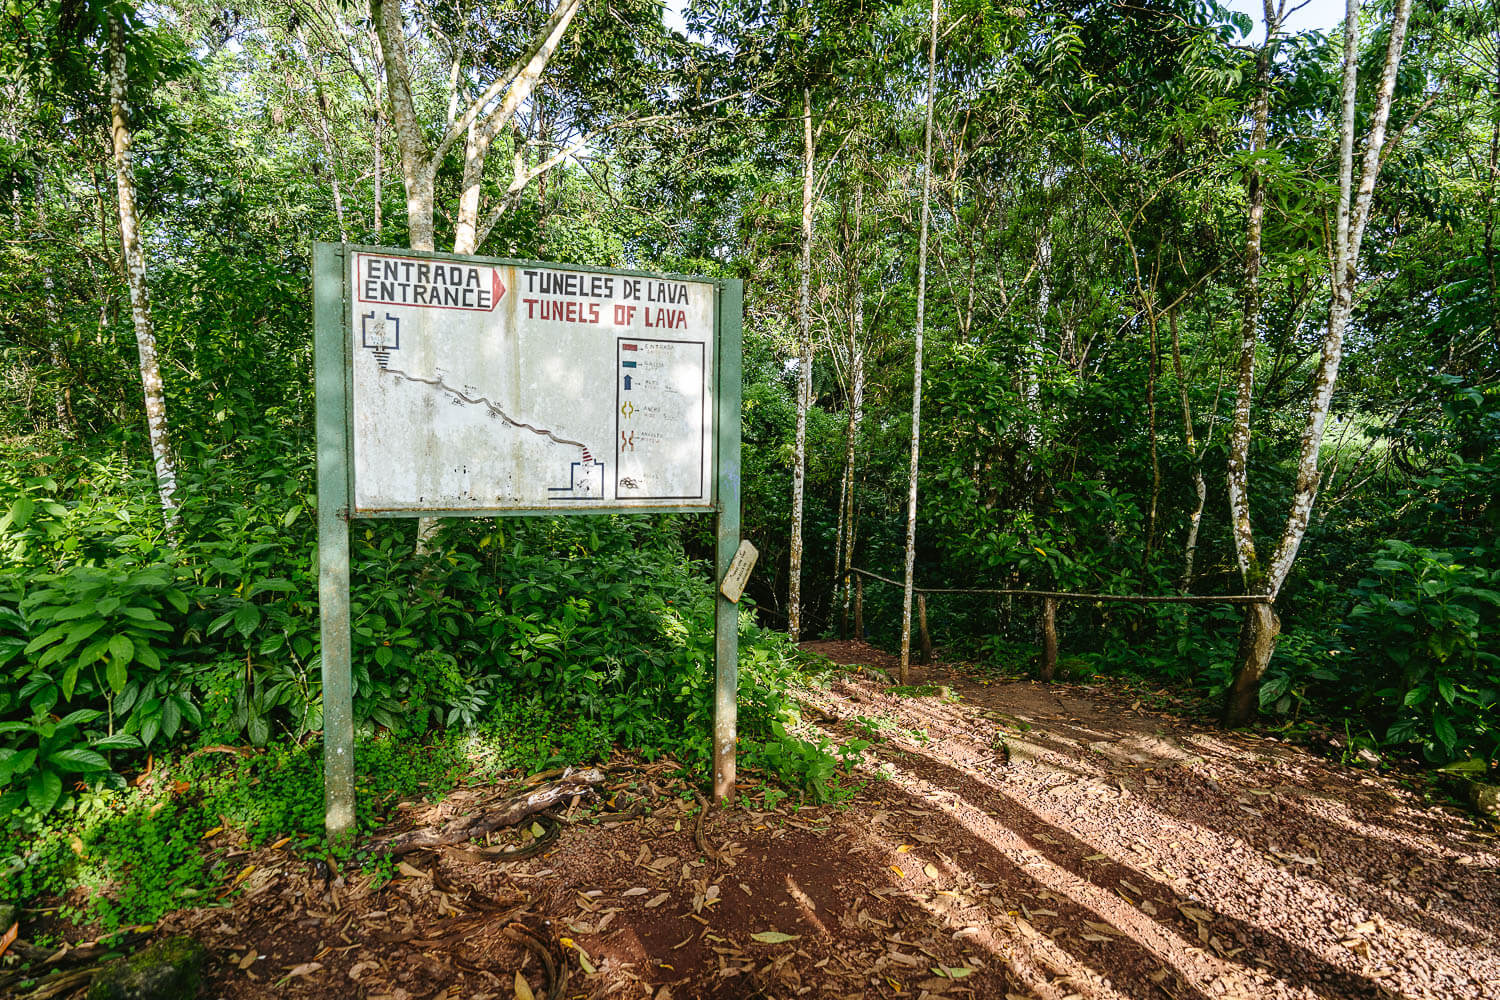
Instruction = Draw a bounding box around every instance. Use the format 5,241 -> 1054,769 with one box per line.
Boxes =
1345,540 -> 1500,764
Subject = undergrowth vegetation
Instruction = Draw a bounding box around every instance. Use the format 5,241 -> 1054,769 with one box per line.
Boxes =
0,436 -> 860,925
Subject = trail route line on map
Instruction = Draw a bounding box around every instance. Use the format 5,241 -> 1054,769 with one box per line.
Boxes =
375,359 -> 590,454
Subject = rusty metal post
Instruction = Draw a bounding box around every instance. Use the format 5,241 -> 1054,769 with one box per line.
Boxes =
314,242 -> 355,839
1040,596 -> 1058,682
855,575 -> 864,639
713,279 -> 743,805
917,592 -> 933,664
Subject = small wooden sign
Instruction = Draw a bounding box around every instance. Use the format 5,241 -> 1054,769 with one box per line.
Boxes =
719,540 -> 759,603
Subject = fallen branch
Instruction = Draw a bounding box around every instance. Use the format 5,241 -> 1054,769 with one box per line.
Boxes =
366,768 -> 605,856
692,791 -> 720,865
505,920 -> 568,1000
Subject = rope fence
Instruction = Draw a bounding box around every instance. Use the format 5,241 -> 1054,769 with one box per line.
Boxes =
841,566 -> 1268,681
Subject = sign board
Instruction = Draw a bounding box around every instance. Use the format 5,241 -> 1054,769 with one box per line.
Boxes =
348,252 -> 718,513
314,245 -> 743,837
719,540 -> 759,603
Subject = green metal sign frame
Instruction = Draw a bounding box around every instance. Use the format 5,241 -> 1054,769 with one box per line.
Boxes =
313,242 -> 743,837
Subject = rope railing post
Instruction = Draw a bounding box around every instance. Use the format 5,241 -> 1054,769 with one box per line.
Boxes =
1040,596 -> 1058,682
917,592 -> 933,665
855,575 -> 864,639
844,565 -> 1264,684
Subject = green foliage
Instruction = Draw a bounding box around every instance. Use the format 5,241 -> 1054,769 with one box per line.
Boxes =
1346,541 -> 1500,764
0,705 -> 614,930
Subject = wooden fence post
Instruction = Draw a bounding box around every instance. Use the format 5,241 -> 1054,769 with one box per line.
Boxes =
917,592 -> 933,665
840,573 -> 849,639
855,576 -> 864,640
1040,596 -> 1058,682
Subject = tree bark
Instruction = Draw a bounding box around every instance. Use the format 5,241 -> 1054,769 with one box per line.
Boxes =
1040,596 -> 1058,682
789,86 -> 814,642
901,0 -> 941,683
1224,0 -> 1412,723
1024,228 -> 1051,455
1143,306 -> 1160,569
1168,310 -> 1205,589
917,592 -> 933,665
838,179 -> 866,638
1225,0 -> 1279,596
110,18 -> 178,526
1223,602 -> 1280,726
1261,0 -> 1411,597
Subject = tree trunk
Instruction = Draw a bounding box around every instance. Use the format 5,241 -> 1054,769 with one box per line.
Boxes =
789,86 -> 814,642
1143,306 -> 1160,569
1224,0 -> 1412,721
901,0 -> 941,683
1024,228 -> 1051,454
373,41 -> 383,238
1040,596 -> 1058,682
1168,310 -> 1205,590
1223,602 -> 1280,726
110,18 -> 178,526
1262,0 -> 1411,598
1225,1 -> 1278,596
838,180 -> 866,638
43,269 -> 73,437
917,592 -> 933,665
854,576 -> 864,640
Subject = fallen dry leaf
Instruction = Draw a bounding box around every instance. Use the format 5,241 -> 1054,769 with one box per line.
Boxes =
284,961 -> 323,979
750,930 -> 800,944
514,970 -> 536,1000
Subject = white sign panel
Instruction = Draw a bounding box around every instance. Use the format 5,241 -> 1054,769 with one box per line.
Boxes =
349,252 -> 716,512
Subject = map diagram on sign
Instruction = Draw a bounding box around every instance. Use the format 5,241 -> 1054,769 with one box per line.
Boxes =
349,252 -> 716,513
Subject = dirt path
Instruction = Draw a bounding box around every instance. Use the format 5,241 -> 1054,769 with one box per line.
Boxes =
150,642 -> 1497,1000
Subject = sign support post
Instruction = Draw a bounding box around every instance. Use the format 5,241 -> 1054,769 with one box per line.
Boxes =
313,244 -> 741,834
713,278 -> 743,805
314,242 -> 356,839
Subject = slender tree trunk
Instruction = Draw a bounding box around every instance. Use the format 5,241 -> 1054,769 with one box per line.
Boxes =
110,18 -> 178,526
1143,305 -> 1160,569
1224,0 -> 1412,725
41,204 -> 74,438
371,28 -> 385,238
1221,2 -> 1282,723
1025,228 -> 1051,454
1262,0 -> 1410,597
838,179 -> 866,637
1226,3 -> 1278,596
841,314 -> 865,637
1486,20 -> 1499,341
789,86 -> 814,642
453,115 -> 484,255
1169,310 -> 1205,589
901,0 -> 941,682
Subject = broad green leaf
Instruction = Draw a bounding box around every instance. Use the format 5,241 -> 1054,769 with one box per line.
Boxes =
6,496 -> 35,531
1433,713 -> 1457,752
27,769 -> 62,814
108,634 -> 134,665
106,658 -> 128,693
56,708 -> 103,727
48,748 -> 109,772
234,604 -> 263,638
161,697 -> 182,739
